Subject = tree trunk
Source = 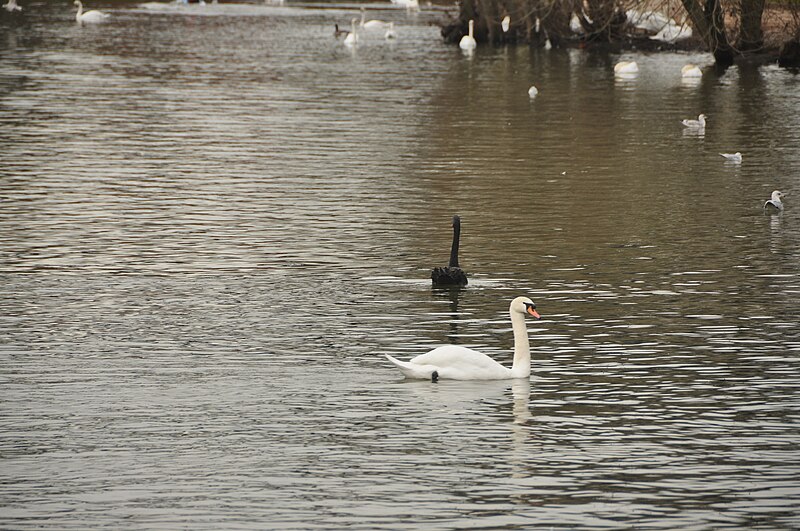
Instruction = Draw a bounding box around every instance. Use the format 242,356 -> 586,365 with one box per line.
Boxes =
738,0 -> 766,51
680,0 -> 735,65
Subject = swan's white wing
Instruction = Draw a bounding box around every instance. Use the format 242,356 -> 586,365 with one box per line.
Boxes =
410,346 -> 511,380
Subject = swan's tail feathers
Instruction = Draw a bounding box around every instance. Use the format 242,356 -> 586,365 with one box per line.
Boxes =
384,354 -> 434,380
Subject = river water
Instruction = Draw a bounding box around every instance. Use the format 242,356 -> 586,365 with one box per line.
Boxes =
2,1 -> 800,529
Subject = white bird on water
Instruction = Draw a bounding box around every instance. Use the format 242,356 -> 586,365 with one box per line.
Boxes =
385,297 -> 542,381
384,22 -> 397,40
528,85 -> 538,98
343,18 -> 358,46
681,113 -> 706,128
360,7 -> 388,30
682,64 -> 702,78
74,0 -> 109,23
501,15 -> 510,33
720,152 -> 742,163
460,19 -> 477,51
3,0 -> 22,12
764,191 -> 785,211
614,61 -> 639,75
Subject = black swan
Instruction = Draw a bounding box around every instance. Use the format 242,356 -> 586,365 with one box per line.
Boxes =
431,215 -> 468,287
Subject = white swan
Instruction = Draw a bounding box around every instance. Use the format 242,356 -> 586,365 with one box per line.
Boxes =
384,21 -> 397,40
681,113 -> 706,128
459,19 -> 477,51
74,0 -> 109,23
528,85 -> 538,98
764,190 -> 785,211
343,18 -> 358,46
3,0 -> 22,12
385,296 -> 542,381
501,15 -> 510,33
360,7 -> 388,30
626,9 -> 672,32
681,64 -> 702,78
720,152 -> 742,163
651,23 -> 692,42
614,61 -> 639,74
390,0 -> 418,11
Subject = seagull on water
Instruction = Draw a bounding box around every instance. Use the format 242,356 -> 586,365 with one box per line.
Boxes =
764,191 -> 785,212
681,113 -> 706,129
720,152 -> 742,163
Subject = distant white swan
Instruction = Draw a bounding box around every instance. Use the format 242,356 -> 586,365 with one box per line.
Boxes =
459,19 -> 477,51
390,0 -> 418,11
528,85 -> 538,98
651,23 -> 692,42
626,9 -> 672,32
614,61 -> 639,74
720,152 -> 742,163
681,64 -> 702,78
681,113 -> 706,128
385,297 -> 542,381
344,18 -> 358,46
74,0 -> 109,23
764,190 -> 785,211
360,7 -> 388,30
3,0 -> 22,12
384,21 -> 397,40
501,15 -> 510,33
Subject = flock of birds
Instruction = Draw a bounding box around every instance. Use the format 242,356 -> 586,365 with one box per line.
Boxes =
334,7 -> 398,45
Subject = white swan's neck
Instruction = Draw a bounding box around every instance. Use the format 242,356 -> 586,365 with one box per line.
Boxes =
75,1 -> 83,17
468,19 -> 474,38
510,308 -> 531,377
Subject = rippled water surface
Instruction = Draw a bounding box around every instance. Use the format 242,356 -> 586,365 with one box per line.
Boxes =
2,1 -> 800,529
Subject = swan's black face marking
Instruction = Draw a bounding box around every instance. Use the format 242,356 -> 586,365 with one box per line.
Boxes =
431,370 -> 439,383
524,302 -> 541,319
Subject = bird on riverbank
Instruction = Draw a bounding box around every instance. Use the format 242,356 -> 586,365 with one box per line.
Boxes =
764,190 -> 785,212
720,152 -> 742,163
460,19 -> 477,51
681,113 -> 706,129
74,0 -> 109,23
3,0 -> 22,12
431,215 -> 468,287
385,296 -> 542,380
501,15 -> 510,32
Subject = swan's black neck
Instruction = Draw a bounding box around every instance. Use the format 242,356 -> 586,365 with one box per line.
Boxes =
449,215 -> 461,268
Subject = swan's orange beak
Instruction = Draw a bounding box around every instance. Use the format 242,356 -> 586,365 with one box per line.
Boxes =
527,307 -> 541,319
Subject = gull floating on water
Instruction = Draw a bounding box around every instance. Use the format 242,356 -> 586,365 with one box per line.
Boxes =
764,191 -> 785,211
720,152 -> 742,163
681,113 -> 706,128
528,85 -> 538,98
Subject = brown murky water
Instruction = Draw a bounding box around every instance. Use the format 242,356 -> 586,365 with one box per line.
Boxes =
2,1 -> 799,529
